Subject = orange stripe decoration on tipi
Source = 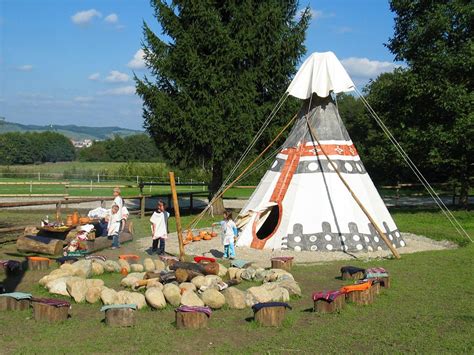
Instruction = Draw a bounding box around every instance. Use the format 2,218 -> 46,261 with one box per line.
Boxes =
270,146 -> 302,203
281,143 -> 359,157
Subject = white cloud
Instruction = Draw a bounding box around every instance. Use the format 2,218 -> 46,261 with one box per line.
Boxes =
88,72 -> 100,81
17,64 -> 33,72
74,96 -> 94,103
100,86 -> 136,96
127,49 -> 146,70
71,9 -> 102,25
105,70 -> 129,83
335,26 -> 352,34
341,57 -> 400,79
104,13 -> 118,24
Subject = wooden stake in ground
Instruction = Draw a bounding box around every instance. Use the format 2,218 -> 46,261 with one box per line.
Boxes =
169,171 -> 185,262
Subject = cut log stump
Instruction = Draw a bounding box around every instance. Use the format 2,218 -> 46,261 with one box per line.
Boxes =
370,282 -> 380,297
33,302 -> 69,322
314,295 -> 345,313
254,306 -> 287,327
105,308 -> 136,327
17,236 -> 63,256
342,271 -> 364,280
346,289 -> 373,305
271,257 -> 293,272
175,311 -> 208,329
378,276 -> 391,288
0,297 -> 30,311
28,257 -> 51,271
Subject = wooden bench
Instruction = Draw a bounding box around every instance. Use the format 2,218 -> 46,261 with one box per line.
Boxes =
252,302 -> 291,327
101,304 -> 137,327
0,293 -> 31,311
175,306 -> 211,329
32,298 -> 70,322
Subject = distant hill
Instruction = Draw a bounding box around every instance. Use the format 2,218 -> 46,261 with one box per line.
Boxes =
0,119 -> 142,141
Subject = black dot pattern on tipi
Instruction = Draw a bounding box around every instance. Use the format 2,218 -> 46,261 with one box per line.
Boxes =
282,221 -> 406,252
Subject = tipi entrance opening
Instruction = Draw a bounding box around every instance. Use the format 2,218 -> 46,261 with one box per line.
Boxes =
255,204 -> 280,240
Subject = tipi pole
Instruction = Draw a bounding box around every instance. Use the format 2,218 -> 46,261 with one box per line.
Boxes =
304,115 -> 401,259
184,113 -> 298,232
169,171 -> 185,262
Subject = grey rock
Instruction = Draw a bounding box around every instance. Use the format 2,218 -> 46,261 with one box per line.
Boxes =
163,283 -> 181,307
201,289 -> 225,309
222,287 -> 246,309
145,288 -> 167,309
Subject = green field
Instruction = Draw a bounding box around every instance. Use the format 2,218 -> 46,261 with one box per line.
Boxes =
0,208 -> 473,353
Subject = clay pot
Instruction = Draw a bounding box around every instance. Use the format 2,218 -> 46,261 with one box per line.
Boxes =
66,215 -> 73,226
71,212 -> 80,225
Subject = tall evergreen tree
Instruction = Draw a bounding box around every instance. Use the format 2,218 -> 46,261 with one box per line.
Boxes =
135,1 -> 310,208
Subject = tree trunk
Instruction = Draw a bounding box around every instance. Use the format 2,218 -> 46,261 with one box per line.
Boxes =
458,173 -> 469,209
16,236 -> 63,255
209,163 -> 225,215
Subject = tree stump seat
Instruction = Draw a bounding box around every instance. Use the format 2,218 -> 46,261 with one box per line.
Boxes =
101,304 -> 137,327
312,291 -> 346,313
252,302 -> 291,327
340,266 -> 366,280
271,257 -> 294,272
32,298 -> 70,322
377,276 -> 390,288
175,306 -> 211,329
341,281 -> 374,305
27,256 -> 52,271
0,293 -> 31,311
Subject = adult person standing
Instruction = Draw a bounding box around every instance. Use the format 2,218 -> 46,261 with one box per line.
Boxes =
150,200 -> 169,255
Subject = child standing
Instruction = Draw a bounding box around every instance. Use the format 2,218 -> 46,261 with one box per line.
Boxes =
221,210 -> 237,259
150,200 -> 169,255
107,204 -> 122,249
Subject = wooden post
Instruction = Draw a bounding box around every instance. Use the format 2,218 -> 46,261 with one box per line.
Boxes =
169,171 -> 185,262
304,115 -> 401,259
55,202 -> 62,223
140,195 -> 145,219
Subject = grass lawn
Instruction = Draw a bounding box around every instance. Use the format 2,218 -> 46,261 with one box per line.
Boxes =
0,209 -> 473,353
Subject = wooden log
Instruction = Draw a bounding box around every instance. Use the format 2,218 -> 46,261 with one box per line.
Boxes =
271,258 -> 293,272
314,295 -> 345,314
105,308 -> 136,327
86,232 -> 133,252
371,282 -> 380,297
378,276 -> 391,288
175,311 -> 208,329
346,289 -> 373,305
16,235 -> 63,256
175,268 -> 203,283
254,306 -> 287,327
28,257 -> 51,271
33,302 -> 69,322
341,271 -> 364,280
0,297 -> 30,311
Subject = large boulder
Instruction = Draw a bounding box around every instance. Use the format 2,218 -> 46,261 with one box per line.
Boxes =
241,267 -> 256,281
269,287 -> 290,302
153,259 -> 166,272
145,288 -> 167,309
59,263 -> 75,272
85,286 -> 103,303
227,267 -> 241,280
146,279 -> 163,290
163,283 -> 181,307
277,279 -> 301,297
120,272 -> 146,288
130,264 -> 144,272
118,259 -> 131,273
217,264 -> 228,278
66,278 -> 88,303
85,279 -> 104,289
222,287 -> 246,309
263,269 -> 294,283
104,260 -> 121,273
191,275 -> 206,289
46,276 -> 72,296
254,268 -> 267,282
39,269 -> 73,286
115,291 -> 147,309
143,258 -> 155,272
91,262 -> 104,276
100,287 -> 117,305
200,289 -> 225,309
204,275 -> 222,288
71,260 -> 93,278
181,290 -> 204,307
245,286 -> 272,307
179,282 -> 196,293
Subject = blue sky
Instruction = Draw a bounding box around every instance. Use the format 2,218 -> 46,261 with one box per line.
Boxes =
0,0 -> 400,130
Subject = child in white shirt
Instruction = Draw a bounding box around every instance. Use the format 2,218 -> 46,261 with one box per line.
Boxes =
220,210 -> 237,259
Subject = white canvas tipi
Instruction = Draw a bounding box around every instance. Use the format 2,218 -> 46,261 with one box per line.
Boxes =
236,52 -> 406,253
